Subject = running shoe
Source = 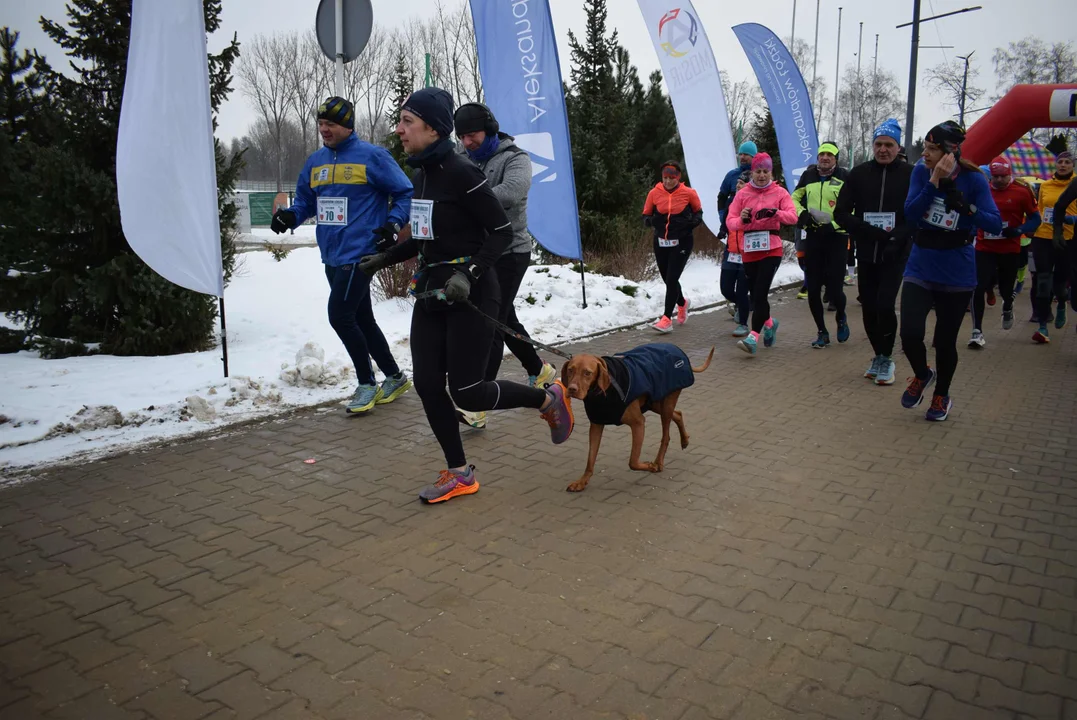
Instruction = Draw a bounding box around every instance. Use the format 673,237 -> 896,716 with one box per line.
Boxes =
812,331 -> 831,349
1055,304 -> 1067,330
676,298 -> 690,326
968,330 -> 986,349
864,355 -> 882,378
1032,326 -> 1050,344
459,410 -> 487,429
875,357 -> 896,386
653,315 -> 673,334
737,333 -> 759,355
541,381 -> 574,444
986,288 -> 996,306
727,305 -> 736,318
345,384 -> 383,415
1002,308 -> 1014,330
843,275 -> 854,286
419,466 -> 480,504
528,362 -> 558,389
377,372 -> 412,404
836,316 -> 850,343
901,368 -> 936,409
797,287 -> 808,299
827,301 -> 837,312
732,324 -> 750,337
925,395 -> 952,422
762,318 -> 779,348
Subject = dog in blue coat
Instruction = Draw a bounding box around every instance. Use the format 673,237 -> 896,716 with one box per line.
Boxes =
560,342 -> 715,492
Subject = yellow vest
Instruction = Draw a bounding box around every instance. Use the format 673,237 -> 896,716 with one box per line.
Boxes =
1034,176 -> 1077,241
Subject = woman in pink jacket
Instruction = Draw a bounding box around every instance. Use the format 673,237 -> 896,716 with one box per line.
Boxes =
726,152 -> 799,354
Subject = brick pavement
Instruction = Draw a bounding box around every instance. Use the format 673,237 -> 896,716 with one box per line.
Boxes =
1,288 -> 1076,720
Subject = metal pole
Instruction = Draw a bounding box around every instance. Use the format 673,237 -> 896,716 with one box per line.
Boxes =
791,0 -> 797,49
905,0 -> 922,151
219,296 -> 229,378
958,50 -> 974,126
854,22 -> 863,166
832,7 -> 842,140
579,255 -> 588,309
812,0 -> 821,110
334,0 -> 344,96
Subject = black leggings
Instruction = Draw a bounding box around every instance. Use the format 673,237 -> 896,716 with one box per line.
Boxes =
806,235 -> 848,332
744,256 -> 781,333
655,236 -> 693,318
720,255 -> 750,325
973,250 -> 1019,330
485,253 -> 544,381
900,282 -> 973,398
411,273 -> 546,468
858,259 -> 904,357
1031,237 -> 1070,322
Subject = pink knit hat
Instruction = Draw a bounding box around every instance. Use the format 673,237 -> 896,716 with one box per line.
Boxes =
751,152 -> 773,171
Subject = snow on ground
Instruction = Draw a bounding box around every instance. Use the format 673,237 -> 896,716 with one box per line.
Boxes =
236,225 -> 318,247
0,248 -> 802,473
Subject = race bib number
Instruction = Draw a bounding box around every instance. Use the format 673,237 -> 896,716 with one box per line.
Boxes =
1043,207 -> 1054,224
983,230 -> 1005,240
924,197 -> 959,230
864,212 -> 895,232
410,199 -> 434,240
743,230 -> 771,253
316,197 -> 347,226
658,237 -> 679,248
727,252 -> 743,264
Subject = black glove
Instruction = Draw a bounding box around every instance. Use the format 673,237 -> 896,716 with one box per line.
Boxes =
755,207 -> 778,220
443,269 -> 472,303
357,253 -> 389,276
881,236 -> 903,262
373,222 -> 401,252
943,187 -> 969,215
271,209 -> 296,235
797,210 -> 816,228
716,224 -> 728,241
1001,226 -> 1022,239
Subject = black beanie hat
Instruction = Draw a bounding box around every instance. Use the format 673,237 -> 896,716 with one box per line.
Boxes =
402,87 -> 455,138
317,96 -> 355,130
924,121 -> 965,152
454,103 -> 494,136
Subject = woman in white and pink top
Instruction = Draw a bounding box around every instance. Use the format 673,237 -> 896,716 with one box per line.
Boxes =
726,152 -> 799,354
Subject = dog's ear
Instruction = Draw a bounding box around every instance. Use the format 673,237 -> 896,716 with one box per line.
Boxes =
561,359 -> 571,385
595,358 -> 610,394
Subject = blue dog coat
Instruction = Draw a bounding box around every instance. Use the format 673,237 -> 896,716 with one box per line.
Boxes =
583,343 -> 695,426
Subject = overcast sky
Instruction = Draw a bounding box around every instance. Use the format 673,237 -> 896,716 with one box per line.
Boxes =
7,0 -> 1075,145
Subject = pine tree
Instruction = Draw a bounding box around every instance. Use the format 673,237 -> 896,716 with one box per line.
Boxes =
0,1 -> 241,356
384,51 -> 414,174
629,69 -> 683,185
750,110 -> 784,187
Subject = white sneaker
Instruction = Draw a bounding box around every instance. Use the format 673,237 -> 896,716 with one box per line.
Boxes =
968,330 -> 986,349
459,410 -> 487,428
529,362 -> 558,389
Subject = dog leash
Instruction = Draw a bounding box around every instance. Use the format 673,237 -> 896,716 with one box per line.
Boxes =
412,289 -> 573,361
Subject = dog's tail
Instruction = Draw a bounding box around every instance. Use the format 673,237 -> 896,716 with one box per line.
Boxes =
692,346 -> 716,373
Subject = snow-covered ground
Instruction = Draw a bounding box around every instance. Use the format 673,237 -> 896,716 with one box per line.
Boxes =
0,248 -> 802,473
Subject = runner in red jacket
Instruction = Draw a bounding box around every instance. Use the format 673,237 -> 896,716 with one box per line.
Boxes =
642,161 -> 703,333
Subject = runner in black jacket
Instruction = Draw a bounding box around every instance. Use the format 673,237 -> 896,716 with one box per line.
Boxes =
357,87 -> 573,505
835,119 -> 913,386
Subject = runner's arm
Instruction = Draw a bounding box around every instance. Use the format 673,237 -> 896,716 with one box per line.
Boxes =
488,150 -> 532,209
461,169 -> 513,272
368,147 -> 414,228
775,190 -> 799,226
904,164 -> 935,223
1053,178 -> 1077,235
967,173 -> 1003,235
726,192 -> 747,232
833,172 -> 870,235
287,161 -> 316,224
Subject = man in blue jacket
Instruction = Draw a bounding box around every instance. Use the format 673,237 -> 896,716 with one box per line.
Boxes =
271,97 -> 414,415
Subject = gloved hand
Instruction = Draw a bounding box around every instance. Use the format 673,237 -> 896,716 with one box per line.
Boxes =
1001,226 -> 1022,239
357,253 -> 389,276
642,214 -> 654,227
740,208 -> 752,224
373,222 -> 400,252
716,224 -> 728,241
881,236 -> 903,263
1054,226 -> 1067,252
755,207 -> 778,220
443,270 -> 472,303
271,209 -> 296,235
797,210 -> 816,228
943,186 -> 969,215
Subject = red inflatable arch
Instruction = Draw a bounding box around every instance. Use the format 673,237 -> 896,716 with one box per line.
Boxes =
962,84 -> 1077,165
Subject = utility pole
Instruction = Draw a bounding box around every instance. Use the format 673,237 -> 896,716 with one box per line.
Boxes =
832,6 -> 842,141
854,21 -> 863,166
957,50 -> 975,126
812,0 -> 821,111
791,0 -> 797,49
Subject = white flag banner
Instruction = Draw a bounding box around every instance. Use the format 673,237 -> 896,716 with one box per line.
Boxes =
635,2 -> 735,233
117,0 -> 223,297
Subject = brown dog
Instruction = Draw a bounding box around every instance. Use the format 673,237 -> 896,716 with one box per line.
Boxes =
560,343 -> 714,492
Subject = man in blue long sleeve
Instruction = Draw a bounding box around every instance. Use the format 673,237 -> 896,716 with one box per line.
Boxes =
272,97 -> 415,415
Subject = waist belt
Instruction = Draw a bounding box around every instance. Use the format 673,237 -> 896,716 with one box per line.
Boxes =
914,229 -> 973,250
408,254 -> 471,300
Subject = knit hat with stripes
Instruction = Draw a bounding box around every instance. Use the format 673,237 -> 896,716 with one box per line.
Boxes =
318,96 -> 355,130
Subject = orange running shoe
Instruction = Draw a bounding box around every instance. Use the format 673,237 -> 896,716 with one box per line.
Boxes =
419,466 -> 479,504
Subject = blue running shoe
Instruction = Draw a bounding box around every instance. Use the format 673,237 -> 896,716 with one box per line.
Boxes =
874,357 -> 896,386
762,318 -> 779,347
732,324 -> 749,338
836,316 -> 850,343
901,368 -> 936,409
377,372 -> 412,404
346,384 -> 383,415
1055,303 -> 1067,330
925,395 -> 952,422
738,333 -> 759,355
864,355 -> 882,378
812,331 -> 830,349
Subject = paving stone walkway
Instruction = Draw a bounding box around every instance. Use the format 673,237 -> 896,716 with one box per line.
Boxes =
2,289 -> 1076,720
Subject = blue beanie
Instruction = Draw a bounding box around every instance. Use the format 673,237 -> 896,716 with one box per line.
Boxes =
873,119 -> 902,144
738,141 -> 758,156
402,87 -> 455,138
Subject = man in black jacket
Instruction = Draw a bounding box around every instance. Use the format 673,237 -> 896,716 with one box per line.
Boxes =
835,119 -> 913,386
